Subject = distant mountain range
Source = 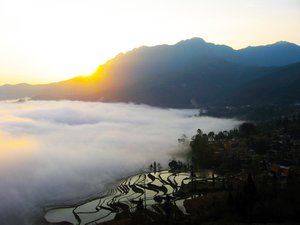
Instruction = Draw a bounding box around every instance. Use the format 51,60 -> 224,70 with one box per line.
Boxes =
1,37 -> 300,108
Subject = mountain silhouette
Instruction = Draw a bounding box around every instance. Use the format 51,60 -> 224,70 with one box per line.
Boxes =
1,38 -> 300,108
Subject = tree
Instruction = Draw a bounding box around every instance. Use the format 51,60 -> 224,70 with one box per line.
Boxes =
190,130 -> 214,168
168,160 -> 178,171
239,122 -> 256,137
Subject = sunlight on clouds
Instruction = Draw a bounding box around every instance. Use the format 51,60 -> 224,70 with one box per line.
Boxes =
0,132 -> 37,152
0,105 -> 38,166
0,131 -> 38,168
0,115 -> 33,124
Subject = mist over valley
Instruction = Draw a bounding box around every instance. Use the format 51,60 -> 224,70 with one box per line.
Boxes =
0,100 -> 240,224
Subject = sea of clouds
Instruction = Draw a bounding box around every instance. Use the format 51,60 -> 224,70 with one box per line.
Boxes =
0,100 -> 240,224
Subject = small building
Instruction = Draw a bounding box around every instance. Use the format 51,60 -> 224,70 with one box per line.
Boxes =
270,163 -> 290,177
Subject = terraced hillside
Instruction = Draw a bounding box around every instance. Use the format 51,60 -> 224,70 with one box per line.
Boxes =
44,171 -> 200,225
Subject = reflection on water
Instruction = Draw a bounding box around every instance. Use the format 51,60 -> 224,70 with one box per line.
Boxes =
45,171 -> 193,225
45,170 -> 218,225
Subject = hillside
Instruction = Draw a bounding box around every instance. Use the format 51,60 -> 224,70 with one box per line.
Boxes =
1,38 -> 300,109
224,62 -> 300,106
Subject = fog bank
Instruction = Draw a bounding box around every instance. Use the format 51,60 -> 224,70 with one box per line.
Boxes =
0,100 -> 240,224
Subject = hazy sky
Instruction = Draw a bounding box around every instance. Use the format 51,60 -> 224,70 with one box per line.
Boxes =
1,0 -> 300,84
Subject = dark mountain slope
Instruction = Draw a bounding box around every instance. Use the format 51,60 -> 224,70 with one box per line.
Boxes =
233,41 -> 300,66
224,62 -> 300,106
0,38 -> 300,108
67,41 -> 271,107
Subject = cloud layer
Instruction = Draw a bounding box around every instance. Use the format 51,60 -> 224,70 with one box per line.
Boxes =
0,100 -> 240,224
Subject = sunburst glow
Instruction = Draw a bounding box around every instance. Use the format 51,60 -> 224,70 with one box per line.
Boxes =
1,0 -> 300,84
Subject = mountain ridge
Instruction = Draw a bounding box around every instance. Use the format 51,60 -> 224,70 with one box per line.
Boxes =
1,37 -> 300,109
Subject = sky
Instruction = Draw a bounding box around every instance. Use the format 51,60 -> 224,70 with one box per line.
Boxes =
1,0 -> 300,84
0,100 -> 240,224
